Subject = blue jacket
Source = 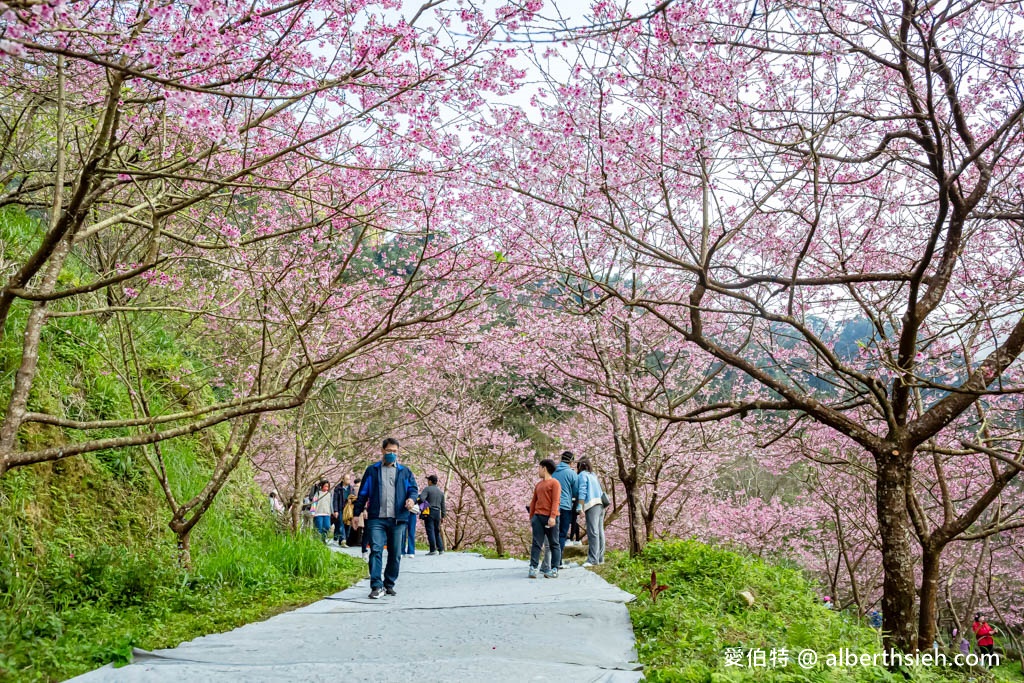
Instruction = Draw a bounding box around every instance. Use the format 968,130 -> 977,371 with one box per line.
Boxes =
577,471 -> 604,511
354,462 -> 418,521
551,462 -> 579,511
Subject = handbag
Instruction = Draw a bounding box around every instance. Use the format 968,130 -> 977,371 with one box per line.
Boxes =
600,492 -> 610,507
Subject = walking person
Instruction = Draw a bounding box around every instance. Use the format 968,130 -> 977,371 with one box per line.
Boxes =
310,480 -> 333,542
551,451 -> 579,564
972,614 -> 997,657
404,503 -> 418,557
354,438 -> 418,599
332,474 -> 351,546
352,476 -> 370,557
346,493 -> 366,550
420,475 -> 446,555
576,459 -> 606,567
527,459 -> 562,579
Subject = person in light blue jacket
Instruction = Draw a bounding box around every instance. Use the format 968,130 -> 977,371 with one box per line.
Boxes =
576,459 -> 606,566
551,451 -> 579,558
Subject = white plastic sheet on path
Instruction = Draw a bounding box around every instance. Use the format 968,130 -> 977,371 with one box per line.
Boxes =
72,546 -> 643,682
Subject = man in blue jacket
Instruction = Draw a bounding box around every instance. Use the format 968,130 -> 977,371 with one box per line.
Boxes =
354,438 -> 418,599
552,451 -> 579,560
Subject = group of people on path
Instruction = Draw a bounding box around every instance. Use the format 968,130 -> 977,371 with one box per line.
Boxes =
275,442 -> 613,597
274,438 -> 447,600
527,450 -> 608,579
303,439 -> 445,599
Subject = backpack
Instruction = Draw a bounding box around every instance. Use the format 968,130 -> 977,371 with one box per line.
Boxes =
342,500 -> 354,525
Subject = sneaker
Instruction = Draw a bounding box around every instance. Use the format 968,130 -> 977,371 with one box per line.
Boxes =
582,562 -> 593,567
385,587 -> 397,596
438,550 -> 444,554
368,588 -> 383,599
528,568 -> 538,578
559,563 -> 569,570
427,551 -> 438,556
544,570 -> 558,579
339,541 -> 348,548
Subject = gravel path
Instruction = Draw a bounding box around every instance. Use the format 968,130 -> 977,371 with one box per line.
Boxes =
72,546 -> 643,682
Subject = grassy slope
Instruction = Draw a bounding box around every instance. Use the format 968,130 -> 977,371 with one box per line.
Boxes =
598,540 -> 1009,683
0,208 -> 364,682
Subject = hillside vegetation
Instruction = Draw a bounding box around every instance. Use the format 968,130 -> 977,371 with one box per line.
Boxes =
600,540 -> 1010,683
0,208 -> 363,682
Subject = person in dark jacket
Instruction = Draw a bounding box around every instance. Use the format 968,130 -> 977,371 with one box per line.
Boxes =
420,474 -> 447,555
354,438 -> 418,599
331,474 -> 351,546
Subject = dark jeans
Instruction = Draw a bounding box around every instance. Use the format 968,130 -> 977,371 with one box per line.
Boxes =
530,514 -> 561,571
424,511 -> 444,552
558,508 -> 573,554
334,521 -> 349,543
405,512 -> 417,554
569,512 -> 582,542
366,518 -> 406,590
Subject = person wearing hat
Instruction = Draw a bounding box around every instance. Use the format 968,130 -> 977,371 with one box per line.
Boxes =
551,451 -> 580,563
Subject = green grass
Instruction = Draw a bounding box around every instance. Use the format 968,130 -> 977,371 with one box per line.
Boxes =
462,542 -> 517,560
992,663 -> 1024,682
0,399 -> 366,682
0,207 -> 366,681
597,540 -> 989,682
0,487 -> 365,682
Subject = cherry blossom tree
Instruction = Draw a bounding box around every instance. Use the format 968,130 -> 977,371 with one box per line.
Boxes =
396,336 -> 538,556
514,295 -> 736,553
478,0 -> 1024,651
0,0 -> 528,477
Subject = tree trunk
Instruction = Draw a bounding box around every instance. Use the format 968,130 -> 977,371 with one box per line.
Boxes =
917,546 -> 942,651
622,478 -> 644,555
0,239 -> 73,461
174,524 -> 192,569
875,451 -> 918,651
469,480 -> 504,556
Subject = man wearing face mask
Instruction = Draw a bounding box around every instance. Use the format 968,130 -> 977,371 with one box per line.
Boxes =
354,438 -> 419,599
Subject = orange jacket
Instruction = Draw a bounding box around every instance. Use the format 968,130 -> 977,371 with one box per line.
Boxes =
530,478 -> 561,519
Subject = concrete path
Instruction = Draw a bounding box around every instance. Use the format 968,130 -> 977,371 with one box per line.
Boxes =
73,547 -> 643,682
